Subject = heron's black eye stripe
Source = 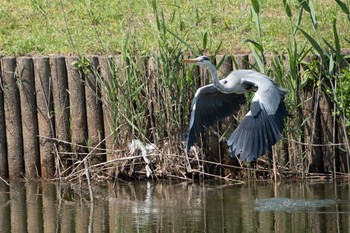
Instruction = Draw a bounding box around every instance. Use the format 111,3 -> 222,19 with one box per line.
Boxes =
202,57 -> 210,61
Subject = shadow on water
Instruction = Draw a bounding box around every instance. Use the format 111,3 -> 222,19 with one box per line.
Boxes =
0,179 -> 350,232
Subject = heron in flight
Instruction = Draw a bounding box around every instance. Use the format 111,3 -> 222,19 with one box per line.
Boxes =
183,56 -> 287,162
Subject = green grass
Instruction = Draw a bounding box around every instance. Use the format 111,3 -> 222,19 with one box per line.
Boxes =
0,0 -> 348,56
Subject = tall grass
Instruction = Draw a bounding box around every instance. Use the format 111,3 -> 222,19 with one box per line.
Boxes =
248,0 -> 350,174
69,0 -> 350,179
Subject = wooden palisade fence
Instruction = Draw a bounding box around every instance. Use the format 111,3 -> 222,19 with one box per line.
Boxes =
0,54 -> 349,181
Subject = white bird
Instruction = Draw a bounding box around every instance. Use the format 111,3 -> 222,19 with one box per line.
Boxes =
183,56 -> 287,162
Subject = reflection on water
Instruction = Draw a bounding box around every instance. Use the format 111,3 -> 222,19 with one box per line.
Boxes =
255,198 -> 338,212
0,179 -> 350,232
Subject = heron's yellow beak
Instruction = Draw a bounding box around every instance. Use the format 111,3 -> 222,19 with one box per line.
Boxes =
182,58 -> 197,63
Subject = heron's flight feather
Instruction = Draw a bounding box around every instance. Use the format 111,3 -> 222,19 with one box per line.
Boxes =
183,57 -> 287,162
186,84 -> 245,152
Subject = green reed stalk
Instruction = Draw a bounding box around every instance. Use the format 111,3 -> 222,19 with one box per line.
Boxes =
247,0 -> 265,72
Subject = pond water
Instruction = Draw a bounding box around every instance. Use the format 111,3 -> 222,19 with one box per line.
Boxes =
0,179 -> 349,232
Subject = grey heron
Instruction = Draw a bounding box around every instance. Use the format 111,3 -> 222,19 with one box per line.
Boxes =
183,56 -> 287,162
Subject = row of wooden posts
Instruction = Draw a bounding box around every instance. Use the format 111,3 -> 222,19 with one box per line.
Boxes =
0,56 -> 118,180
0,54 -> 254,181
0,54 -> 349,180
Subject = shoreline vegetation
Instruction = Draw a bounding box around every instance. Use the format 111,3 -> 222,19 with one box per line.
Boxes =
1,0 -> 350,182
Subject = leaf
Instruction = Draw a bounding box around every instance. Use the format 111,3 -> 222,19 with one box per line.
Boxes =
245,39 -> 263,53
251,8 -> 261,33
298,0 -> 310,12
214,40 -> 223,56
300,72 -> 312,88
247,42 -> 265,72
283,0 -> 292,18
332,17 -> 341,54
323,39 -> 347,66
328,54 -> 335,78
308,0 -> 317,29
293,7 -> 304,36
167,29 -> 196,52
216,54 -> 227,70
161,12 -> 166,36
202,31 -> 208,50
251,0 -> 260,14
335,0 -> 350,14
298,27 -> 324,57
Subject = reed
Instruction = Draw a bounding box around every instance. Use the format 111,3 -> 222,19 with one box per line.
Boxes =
1,1 -> 350,181
249,0 -> 350,175
63,0 -> 350,180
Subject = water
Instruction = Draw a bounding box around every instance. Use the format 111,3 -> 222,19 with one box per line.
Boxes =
1,180 -> 350,232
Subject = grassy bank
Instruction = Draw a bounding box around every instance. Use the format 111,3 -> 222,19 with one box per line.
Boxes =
0,0 -> 348,55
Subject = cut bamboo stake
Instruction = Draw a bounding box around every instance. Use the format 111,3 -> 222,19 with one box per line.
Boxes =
1,57 -> 24,179
18,57 -> 40,179
34,56 -> 55,179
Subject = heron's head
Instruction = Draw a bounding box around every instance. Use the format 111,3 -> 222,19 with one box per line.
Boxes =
182,56 -> 212,68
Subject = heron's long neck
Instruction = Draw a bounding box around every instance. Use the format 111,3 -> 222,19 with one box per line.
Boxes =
207,64 -> 230,93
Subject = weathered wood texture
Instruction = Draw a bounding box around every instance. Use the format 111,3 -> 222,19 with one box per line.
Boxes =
85,56 -> 105,164
2,57 -> 24,178
0,54 -> 349,180
99,56 -> 118,161
18,57 -> 40,179
66,56 -> 88,155
50,56 -> 71,173
34,57 -> 55,179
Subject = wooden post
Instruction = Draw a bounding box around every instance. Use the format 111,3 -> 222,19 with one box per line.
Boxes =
17,57 -> 40,179
34,56 -> 56,179
66,56 -> 88,157
0,180 -> 10,232
85,56 -> 105,164
50,56 -> 71,173
26,182 -> 44,233
1,57 -> 24,179
10,182 -> 27,232
199,56 -> 220,170
76,202 -> 89,233
233,54 -> 250,70
99,56 -> 117,161
0,60 -> 8,177
300,56 -> 325,173
93,198 -> 108,232
60,204 -> 74,233
42,183 -> 57,233
233,54 -> 250,132
145,56 -> 161,143
319,86 -> 336,172
216,55 -> 235,174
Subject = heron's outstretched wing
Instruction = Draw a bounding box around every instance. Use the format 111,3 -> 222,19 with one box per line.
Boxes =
227,72 -> 288,162
186,84 -> 245,152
